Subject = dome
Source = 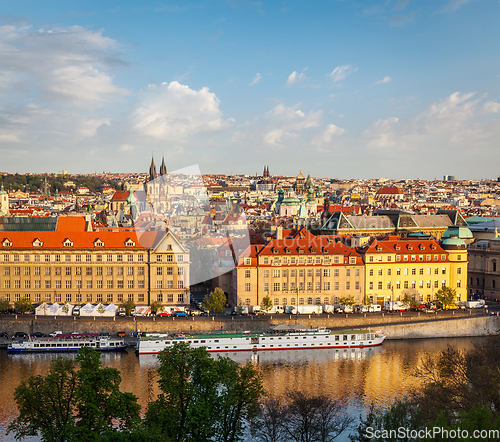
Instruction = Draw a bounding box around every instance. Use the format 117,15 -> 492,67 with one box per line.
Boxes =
442,225 -> 473,240
281,197 -> 300,206
441,236 -> 466,249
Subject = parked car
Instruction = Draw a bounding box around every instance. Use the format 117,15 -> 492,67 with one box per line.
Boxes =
32,332 -> 46,338
49,331 -> 63,337
158,311 -> 171,317
0,332 -> 8,338
14,332 -> 28,338
99,332 -> 110,337
117,331 -> 126,337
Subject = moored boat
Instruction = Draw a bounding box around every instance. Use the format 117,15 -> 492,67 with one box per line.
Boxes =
135,325 -> 386,355
8,335 -> 127,353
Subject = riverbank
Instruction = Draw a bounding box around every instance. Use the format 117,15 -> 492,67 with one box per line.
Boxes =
1,312 -> 499,340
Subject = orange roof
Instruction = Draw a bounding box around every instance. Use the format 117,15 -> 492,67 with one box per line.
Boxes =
1,230 -> 167,250
376,186 -> 403,195
110,190 -> 129,201
56,216 -> 86,232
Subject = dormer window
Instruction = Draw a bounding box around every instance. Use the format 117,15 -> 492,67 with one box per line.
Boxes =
2,238 -> 12,247
94,239 -> 105,248
395,246 -> 401,251
125,239 -> 136,247
430,245 -> 437,250
62,239 -> 73,247
273,249 -> 279,254
285,248 -> 291,254
407,245 -> 413,250
377,247 -> 383,251
298,249 -> 304,254
311,249 -> 316,253
32,238 -> 44,247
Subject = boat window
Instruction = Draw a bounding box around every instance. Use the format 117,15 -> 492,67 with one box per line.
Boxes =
369,342 -> 372,344
303,337 -> 307,339
287,344 -> 290,346
343,335 -> 347,341
233,346 -> 237,348
201,340 -> 206,343
214,340 -> 219,343
270,345 -> 273,347
57,344 -> 62,347
194,341 -> 198,343
335,335 -> 339,341
34,344 -> 39,348
225,346 -> 228,349
313,337 -> 316,339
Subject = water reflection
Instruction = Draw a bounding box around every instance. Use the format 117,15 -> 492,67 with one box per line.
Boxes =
0,337 -> 491,442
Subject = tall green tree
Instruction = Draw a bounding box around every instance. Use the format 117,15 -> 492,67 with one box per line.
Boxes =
150,300 -> 164,315
120,300 -> 136,316
7,347 -> 140,442
435,286 -> 457,309
0,298 -> 11,312
145,342 -> 263,442
260,295 -> 273,313
202,287 -> 226,316
15,297 -> 34,314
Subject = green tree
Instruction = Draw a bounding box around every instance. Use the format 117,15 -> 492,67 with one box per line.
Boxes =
145,342 -> 263,442
260,295 -> 273,314
15,297 -> 34,314
435,286 -> 457,309
401,289 -> 419,309
7,347 -> 140,442
338,296 -> 356,308
150,300 -> 164,315
202,287 -> 226,317
120,300 -> 136,316
0,298 -> 11,312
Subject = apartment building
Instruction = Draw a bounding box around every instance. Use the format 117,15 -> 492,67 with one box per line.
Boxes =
467,237 -> 500,300
231,229 -> 365,307
228,228 -> 467,307
0,217 -> 190,307
362,236 -> 467,304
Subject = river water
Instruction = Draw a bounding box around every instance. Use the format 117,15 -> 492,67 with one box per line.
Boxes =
0,337 -> 494,441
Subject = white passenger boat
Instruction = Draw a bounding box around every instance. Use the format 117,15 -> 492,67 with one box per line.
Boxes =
135,326 -> 386,355
8,334 -> 127,353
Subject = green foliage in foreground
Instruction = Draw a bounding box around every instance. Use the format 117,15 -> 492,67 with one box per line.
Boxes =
7,347 -> 140,442
145,342 -> 264,442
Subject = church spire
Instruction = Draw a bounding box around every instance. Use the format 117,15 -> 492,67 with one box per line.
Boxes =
160,155 -> 167,176
149,155 -> 157,181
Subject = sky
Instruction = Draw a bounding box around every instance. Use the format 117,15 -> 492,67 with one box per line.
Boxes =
0,0 -> 498,180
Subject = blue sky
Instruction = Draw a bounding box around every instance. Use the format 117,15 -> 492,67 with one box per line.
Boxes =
0,0 -> 498,179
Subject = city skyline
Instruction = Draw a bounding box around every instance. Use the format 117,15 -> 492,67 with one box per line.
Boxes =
0,0 -> 498,179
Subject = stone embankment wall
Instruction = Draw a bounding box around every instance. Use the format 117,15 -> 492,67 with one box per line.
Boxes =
1,313 -> 499,340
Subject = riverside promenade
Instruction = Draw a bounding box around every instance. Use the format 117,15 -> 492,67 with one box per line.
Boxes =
1,309 -> 499,341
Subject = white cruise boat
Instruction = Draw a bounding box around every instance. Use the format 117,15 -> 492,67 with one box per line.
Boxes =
135,326 -> 386,355
8,334 -> 127,353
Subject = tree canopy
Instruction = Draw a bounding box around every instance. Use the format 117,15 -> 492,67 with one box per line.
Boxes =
145,342 -> 263,442
435,286 -> 458,309
201,287 -> 226,316
260,295 -> 273,313
7,347 -> 140,442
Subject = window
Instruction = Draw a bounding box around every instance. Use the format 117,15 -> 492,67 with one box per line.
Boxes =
107,267 -> 113,275
117,294 -> 123,302
273,270 -> 280,278
45,267 -> 51,276
45,255 -> 50,262
273,283 -> 280,291
404,281 -> 409,289
138,267 -> 144,275
138,281 -> 144,289
127,254 -> 134,262
369,269 -> 374,276
300,270 -> 305,277
346,269 -> 350,277
396,281 -> 401,289
457,267 -> 462,275
107,293 -> 113,303
315,269 -> 320,277
435,268 -> 439,275
24,281 -> 31,289
378,282 -> 383,289
245,283 -> 251,291
138,255 -> 144,262
411,268 -> 416,275
107,281 -> 113,289
334,256 -> 340,264
434,280 -> 439,288
84,267 -> 91,276
76,255 -> 82,262
117,267 -> 124,275
55,293 -> 61,303
55,255 -> 61,262
55,281 -> 61,289
107,255 -> 113,262
299,298 -> 304,305
291,298 -> 296,305
4,267 -> 9,275
315,282 -> 321,290
264,282 -> 269,292
65,281 -> 71,289
157,267 -> 163,275
156,281 -> 163,289
334,269 -> 339,277
45,281 -> 51,289
378,269 -> 383,276
14,267 -> 20,275
167,281 -> 173,289
245,269 -> 251,278
87,281 -> 92,289
308,282 -> 313,290
274,298 -> 279,305
264,270 -> 269,278
299,282 -> 304,290
403,269 -> 408,276
369,282 -> 373,290
34,280 -> 40,289
346,281 -> 350,290
65,267 -> 71,276
177,281 -> 184,289
323,282 -> 330,290
282,283 -> 288,291
349,257 -> 356,264
427,281 -> 431,288
117,281 -> 124,289
282,270 -> 288,277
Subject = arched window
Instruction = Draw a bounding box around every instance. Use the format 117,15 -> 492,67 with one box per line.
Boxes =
315,297 -> 321,305
307,297 -> 313,305
274,298 -> 279,305
299,298 -> 304,305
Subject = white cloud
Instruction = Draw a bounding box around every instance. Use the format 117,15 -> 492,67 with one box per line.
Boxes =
328,65 -> 357,83
286,70 -> 307,86
230,103 -> 322,147
373,76 -> 392,85
310,123 -> 346,150
130,81 -> 234,139
435,0 -> 472,14
483,101 -> 500,113
249,73 -> 262,86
